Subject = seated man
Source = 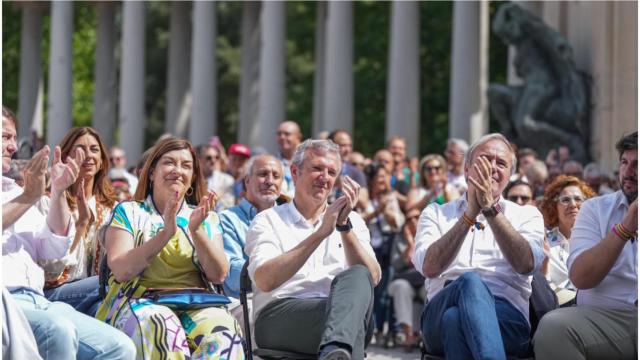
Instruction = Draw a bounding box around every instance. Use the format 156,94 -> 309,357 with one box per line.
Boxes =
534,132 -> 638,359
412,133 -> 545,359
221,154 -> 284,301
2,107 -> 136,359
246,139 -> 381,360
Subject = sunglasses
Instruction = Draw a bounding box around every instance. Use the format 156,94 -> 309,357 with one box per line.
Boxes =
205,155 -> 220,161
423,165 -> 442,173
508,195 -> 531,203
556,195 -> 586,206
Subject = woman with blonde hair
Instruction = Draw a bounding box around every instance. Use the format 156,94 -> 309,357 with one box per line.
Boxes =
96,137 -> 244,359
406,154 -> 460,212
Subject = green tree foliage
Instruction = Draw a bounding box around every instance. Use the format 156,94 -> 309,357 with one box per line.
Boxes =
2,3 -> 21,112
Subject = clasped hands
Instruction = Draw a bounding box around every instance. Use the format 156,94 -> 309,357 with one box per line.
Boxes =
319,176 -> 360,237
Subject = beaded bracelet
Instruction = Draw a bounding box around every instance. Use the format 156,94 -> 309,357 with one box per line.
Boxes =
462,212 -> 485,231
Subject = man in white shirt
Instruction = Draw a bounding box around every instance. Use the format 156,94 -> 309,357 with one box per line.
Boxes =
109,146 -> 138,194
444,138 -> 469,194
197,144 -> 236,210
276,121 -> 303,197
412,133 -> 545,359
534,131 -> 637,359
246,139 -> 381,360
2,108 -> 135,359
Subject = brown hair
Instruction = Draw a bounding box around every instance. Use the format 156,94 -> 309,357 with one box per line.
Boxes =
538,175 -> 596,228
58,127 -> 116,210
134,137 -> 206,205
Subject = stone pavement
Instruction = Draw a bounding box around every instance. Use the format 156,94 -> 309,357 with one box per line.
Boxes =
367,344 -> 421,360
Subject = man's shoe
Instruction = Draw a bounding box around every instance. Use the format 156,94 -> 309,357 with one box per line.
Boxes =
319,347 -> 352,360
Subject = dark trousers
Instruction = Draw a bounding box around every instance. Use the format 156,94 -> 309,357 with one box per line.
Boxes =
254,265 -> 375,360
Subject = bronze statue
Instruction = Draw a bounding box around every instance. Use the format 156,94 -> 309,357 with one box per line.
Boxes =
489,3 -> 591,163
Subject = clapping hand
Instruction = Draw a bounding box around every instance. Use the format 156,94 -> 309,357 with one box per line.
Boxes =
467,156 -> 495,212
162,190 -> 181,237
50,146 -> 85,195
21,146 -> 50,202
74,178 -> 92,231
337,175 -> 360,225
189,191 -> 218,234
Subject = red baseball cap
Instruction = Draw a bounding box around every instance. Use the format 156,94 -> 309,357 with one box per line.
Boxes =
229,143 -> 251,158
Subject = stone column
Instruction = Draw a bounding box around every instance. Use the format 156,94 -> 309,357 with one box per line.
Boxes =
386,1 -> 420,157
190,1 -> 217,146
17,3 -> 44,143
312,1 -> 327,138
322,1 -> 353,134
47,1 -> 73,148
92,1 -> 117,147
166,1 -> 191,137
119,2 -> 145,166
238,2 -> 261,145
256,1 -> 285,153
448,0 -> 489,144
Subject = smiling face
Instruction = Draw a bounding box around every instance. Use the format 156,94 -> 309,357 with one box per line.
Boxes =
333,132 -> 353,159
69,134 -> 102,180
150,149 -> 194,198
277,122 -> 302,156
556,185 -> 585,231
245,156 -> 284,208
291,149 -> 340,206
423,159 -> 445,189
387,138 -> 406,165
619,149 -> 638,203
2,118 -> 17,174
465,139 -> 514,199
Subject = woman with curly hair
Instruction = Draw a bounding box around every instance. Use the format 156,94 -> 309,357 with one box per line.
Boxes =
538,175 -> 595,303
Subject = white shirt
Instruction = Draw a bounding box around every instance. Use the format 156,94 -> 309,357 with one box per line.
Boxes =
568,191 -> 637,309
245,201 -> 378,318
447,171 -> 467,193
2,177 -> 75,295
206,170 -> 236,211
121,169 -> 138,195
412,195 -> 545,319
546,227 -> 572,289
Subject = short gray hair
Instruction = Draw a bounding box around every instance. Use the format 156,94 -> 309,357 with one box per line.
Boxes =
292,139 -> 341,169
465,133 -> 517,175
447,138 -> 469,154
245,154 -> 285,177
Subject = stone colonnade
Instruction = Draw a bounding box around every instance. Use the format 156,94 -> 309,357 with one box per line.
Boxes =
14,1 -> 637,169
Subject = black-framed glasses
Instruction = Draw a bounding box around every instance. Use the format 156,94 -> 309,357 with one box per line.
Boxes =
508,195 -> 532,203
205,155 -> 219,161
556,195 -> 586,205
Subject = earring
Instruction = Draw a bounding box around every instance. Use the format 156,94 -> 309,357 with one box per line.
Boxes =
186,187 -> 194,196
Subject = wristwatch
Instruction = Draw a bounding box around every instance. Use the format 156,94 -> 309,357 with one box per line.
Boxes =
336,218 -> 353,232
481,204 -> 500,218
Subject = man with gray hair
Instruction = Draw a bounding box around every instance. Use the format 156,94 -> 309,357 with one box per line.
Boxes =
246,139 -> 381,360
445,138 -> 469,193
413,133 -> 545,358
220,154 -> 286,299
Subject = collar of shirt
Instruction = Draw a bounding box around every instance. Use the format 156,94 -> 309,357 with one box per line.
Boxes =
239,197 -> 259,220
615,190 -> 631,211
285,201 -> 327,228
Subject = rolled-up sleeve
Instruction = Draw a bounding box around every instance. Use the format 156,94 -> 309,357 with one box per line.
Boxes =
245,213 -> 282,282
35,216 -> 76,261
516,206 -> 545,274
567,199 -> 599,271
411,204 -> 442,277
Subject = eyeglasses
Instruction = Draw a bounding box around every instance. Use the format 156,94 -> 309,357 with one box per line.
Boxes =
110,156 -> 123,162
423,165 -> 442,173
556,195 -> 586,206
205,155 -> 220,162
508,195 -> 532,203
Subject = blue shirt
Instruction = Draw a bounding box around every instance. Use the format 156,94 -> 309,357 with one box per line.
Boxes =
220,198 -> 259,298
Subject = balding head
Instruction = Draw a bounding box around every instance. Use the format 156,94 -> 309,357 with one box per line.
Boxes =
277,121 -> 303,158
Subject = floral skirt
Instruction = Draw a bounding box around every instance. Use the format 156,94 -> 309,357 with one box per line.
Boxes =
109,297 -> 244,360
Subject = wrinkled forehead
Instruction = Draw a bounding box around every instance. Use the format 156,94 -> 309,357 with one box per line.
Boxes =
2,118 -> 16,134
303,149 -> 340,168
254,158 -> 284,174
473,140 -> 513,163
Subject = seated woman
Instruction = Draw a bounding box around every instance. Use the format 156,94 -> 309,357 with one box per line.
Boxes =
362,162 -> 405,345
406,154 -> 460,212
538,175 -> 595,305
40,127 -> 117,315
96,137 -> 244,359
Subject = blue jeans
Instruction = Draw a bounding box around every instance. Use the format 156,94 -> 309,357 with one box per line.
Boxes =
421,272 -> 530,360
11,289 -> 135,360
44,276 -> 101,316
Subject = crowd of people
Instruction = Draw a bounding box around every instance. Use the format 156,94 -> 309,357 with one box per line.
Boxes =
2,103 -> 637,360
